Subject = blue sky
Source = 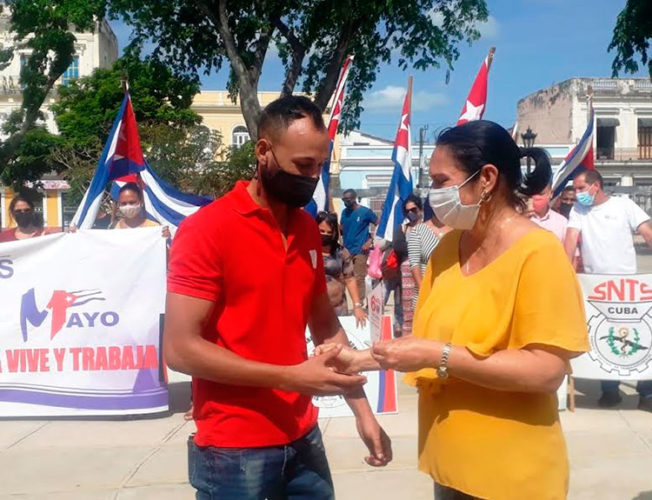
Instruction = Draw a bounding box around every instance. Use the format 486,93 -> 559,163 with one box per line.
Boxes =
109,0 -> 648,142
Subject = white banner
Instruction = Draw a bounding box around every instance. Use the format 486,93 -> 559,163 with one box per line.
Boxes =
572,273 -> 652,380
307,315 -> 398,418
0,228 -> 168,416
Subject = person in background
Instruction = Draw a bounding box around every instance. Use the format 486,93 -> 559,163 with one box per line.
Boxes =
554,186 -> 577,219
113,183 -> 170,238
390,194 -> 423,337
528,152 -> 568,243
407,198 -> 450,291
564,169 -> 652,411
340,189 -> 378,301
0,194 -> 58,243
317,211 -> 367,327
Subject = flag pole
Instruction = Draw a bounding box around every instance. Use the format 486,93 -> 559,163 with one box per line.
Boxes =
121,73 -> 129,95
587,84 -> 594,156
406,75 -> 413,119
486,46 -> 496,71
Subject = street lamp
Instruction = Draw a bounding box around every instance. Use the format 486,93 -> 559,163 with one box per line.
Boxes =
521,126 -> 537,174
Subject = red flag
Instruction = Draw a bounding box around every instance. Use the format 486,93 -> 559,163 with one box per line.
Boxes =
457,48 -> 495,125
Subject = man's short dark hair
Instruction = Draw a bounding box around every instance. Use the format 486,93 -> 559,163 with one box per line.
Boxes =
342,189 -> 357,199
577,169 -> 603,189
562,186 -> 576,193
257,95 -> 325,140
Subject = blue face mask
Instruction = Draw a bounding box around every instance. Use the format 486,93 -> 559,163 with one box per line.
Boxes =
576,189 -> 595,207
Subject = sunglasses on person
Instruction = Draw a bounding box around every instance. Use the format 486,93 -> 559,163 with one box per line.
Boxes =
406,207 -> 419,214
12,209 -> 33,214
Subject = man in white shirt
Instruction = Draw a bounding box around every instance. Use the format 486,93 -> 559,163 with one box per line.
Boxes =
564,169 -> 652,411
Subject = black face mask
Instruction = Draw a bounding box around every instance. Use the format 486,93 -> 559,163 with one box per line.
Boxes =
406,211 -> 420,224
321,234 -> 334,246
259,152 -> 319,208
14,212 -> 33,228
559,202 -> 573,219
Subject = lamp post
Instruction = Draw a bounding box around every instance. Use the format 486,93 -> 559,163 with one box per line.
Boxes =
521,126 -> 537,173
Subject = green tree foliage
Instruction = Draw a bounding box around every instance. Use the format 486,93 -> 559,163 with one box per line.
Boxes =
52,57 -> 201,148
108,0 -> 488,137
0,0 -> 106,181
48,57 -> 255,202
609,0 -> 652,77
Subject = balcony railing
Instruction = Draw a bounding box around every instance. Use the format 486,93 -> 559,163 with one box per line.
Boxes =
593,147 -> 652,161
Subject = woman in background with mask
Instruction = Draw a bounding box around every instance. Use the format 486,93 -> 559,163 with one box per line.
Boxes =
317,211 -> 367,328
407,197 -> 451,292
113,183 -> 170,238
393,194 -> 424,336
325,121 -> 590,499
0,194 -> 57,243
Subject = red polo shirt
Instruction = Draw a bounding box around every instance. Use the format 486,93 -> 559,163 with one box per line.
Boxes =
167,181 -> 325,448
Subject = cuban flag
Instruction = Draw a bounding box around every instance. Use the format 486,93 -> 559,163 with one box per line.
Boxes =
552,109 -> 595,197
457,47 -> 495,125
305,55 -> 354,217
71,93 -> 211,232
376,81 -> 413,242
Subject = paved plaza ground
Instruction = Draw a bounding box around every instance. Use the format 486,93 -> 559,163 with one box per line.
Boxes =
1,377 -> 652,499
2,254 -> 652,499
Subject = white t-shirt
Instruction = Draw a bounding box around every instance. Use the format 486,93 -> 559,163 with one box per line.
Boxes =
568,196 -> 650,274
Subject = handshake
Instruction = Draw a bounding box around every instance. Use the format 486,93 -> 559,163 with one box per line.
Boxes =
284,336 -> 434,397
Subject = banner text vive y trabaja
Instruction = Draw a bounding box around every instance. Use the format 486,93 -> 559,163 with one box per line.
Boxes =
0,228 -> 168,416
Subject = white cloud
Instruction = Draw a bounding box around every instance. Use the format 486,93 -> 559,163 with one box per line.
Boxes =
364,85 -> 448,112
477,15 -> 499,39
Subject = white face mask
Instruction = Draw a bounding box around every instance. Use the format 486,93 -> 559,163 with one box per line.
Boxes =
428,170 -> 482,230
119,203 -> 142,219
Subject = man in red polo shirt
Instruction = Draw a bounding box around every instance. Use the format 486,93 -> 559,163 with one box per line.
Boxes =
165,95 -> 392,499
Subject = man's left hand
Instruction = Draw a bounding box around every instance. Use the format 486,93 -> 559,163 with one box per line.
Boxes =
355,413 -> 392,467
362,240 -> 372,253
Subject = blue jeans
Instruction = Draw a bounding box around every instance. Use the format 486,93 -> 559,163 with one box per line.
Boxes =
601,379 -> 652,397
188,426 -> 334,500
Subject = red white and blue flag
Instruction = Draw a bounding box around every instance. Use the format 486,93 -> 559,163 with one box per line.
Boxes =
306,55 -> 354,216
457,48 -> 494,125
376,80 -> 413,242
552,109 -> 595,197
71,93 -> 211,231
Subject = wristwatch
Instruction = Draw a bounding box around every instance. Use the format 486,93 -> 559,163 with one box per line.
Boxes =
354,302 -> 363,308
437,343 -> 452,379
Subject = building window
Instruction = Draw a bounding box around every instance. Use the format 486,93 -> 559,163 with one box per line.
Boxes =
232,125 -> 250,147
639,120 -> 652,160
62,56 -> 80,86
596,118 -> 618,160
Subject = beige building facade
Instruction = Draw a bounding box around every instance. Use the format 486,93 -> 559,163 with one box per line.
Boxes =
191,90 -> 342,173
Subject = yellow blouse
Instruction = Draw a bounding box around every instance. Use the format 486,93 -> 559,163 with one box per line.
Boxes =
405,229 -> 589,500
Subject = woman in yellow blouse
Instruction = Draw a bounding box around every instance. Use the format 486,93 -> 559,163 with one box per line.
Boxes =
324,121 -> 589,499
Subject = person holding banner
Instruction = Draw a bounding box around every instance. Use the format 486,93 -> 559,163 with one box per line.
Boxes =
0,194 -> 56,243
165,96 -> 391,499
112,183 -> 171,239
564,169 -> 652,410
323,121 -> 589,500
